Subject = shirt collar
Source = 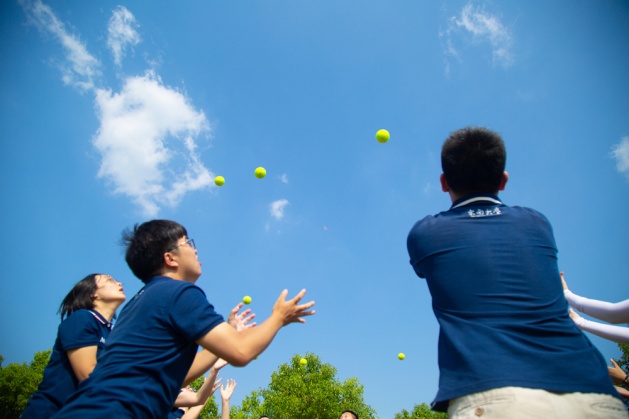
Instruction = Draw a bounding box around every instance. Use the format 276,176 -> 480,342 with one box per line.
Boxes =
89,310 -> 111,329
451,194 -> 502,210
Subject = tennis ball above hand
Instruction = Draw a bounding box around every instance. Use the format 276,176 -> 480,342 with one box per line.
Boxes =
214,176 -> 225,186
397,353 -> 405,360
242,295 -> 252,304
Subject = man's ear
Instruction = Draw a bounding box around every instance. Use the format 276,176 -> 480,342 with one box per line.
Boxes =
440,174 -> 450,192
163,251 -> 178,269
498,171 -> 509,191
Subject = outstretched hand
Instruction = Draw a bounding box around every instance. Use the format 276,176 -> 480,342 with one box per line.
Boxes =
568,308 -> 581,323
227,303 -> 257,331
220,378 -> 237,401
608,358 -> 627,385
272,289 -> 316,326
560,272 -> 568,291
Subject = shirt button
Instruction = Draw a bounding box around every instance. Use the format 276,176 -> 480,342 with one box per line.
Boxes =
475,407 -> 484,416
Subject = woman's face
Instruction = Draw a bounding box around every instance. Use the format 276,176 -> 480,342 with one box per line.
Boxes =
93,274 -> 126,304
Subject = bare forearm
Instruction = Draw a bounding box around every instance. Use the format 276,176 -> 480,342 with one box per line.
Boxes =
221,400 -> 230,419
183,349 -> 218,386
198,314 -> 284,366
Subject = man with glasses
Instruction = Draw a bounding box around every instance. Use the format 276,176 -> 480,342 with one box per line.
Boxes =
55,219 -> 315,418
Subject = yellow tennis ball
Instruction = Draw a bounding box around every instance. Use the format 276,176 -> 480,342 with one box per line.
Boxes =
242,295 -> 252,305
214,176 -> 225,186
376,129 -> 390,143
397,352 -> 405,360
254,167 -> 266,179
299,358 -> 307,366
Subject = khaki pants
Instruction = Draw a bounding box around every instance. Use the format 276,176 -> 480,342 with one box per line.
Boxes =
448,386 -> 627,418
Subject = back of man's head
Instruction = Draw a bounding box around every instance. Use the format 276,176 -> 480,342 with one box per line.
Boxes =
441,126 -> 506,196
121,219 -> 188,283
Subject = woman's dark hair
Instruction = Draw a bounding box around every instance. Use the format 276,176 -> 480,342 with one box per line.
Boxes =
441,126 -> 506,195
58,274 -> 101,320
121,220 -> 188,283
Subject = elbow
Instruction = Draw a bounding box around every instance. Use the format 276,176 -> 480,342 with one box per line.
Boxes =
224,350 -> 252,367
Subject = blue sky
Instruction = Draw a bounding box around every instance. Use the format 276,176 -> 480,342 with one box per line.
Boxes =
1,1 -> 628,417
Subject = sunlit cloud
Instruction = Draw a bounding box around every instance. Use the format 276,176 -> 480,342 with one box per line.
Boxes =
441,3 -> 513,73
611,136 -> 629,181
269,199 -> 289,220
107,6 -> 140,66
93,71 -> 212,216
20,0 -> 216,216
19,0 -> 100,91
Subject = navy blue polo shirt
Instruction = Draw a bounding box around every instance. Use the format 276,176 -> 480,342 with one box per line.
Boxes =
53,276 -> 224,419
21,310 -> 111,418
407,195 -> 621,411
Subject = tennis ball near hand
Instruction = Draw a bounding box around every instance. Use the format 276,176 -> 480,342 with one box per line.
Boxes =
254,167 -> 266,179
397,352 -> 405,360
214,176 -> 225,186
299,358 -> 307,366
376,129 -> 390,143
242,295 -> 252,305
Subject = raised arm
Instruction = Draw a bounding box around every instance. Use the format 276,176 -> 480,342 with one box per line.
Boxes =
561,272 -> 629,324
569,308 -> 629,344
176,358 -> 227,407
196,289 -> 315,366
183,303 -> 257,385
220,379 -> 236,419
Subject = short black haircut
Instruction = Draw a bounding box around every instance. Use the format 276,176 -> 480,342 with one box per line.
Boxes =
121,220 -> 188,283
58,274 -> 101,320
441,126 -> 506,196
340,410 -> 359,419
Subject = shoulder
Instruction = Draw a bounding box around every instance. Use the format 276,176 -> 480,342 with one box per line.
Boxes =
509,205 -> 553,225
59,309 -> 94,328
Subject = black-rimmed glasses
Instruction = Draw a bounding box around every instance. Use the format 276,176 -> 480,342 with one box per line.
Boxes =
167,238 -> 195,252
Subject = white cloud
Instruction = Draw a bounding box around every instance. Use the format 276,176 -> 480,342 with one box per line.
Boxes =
269,199 -> 289,220
611,136 -> 629,180
441,3 -> 513,72
20,0 -> 217,215
279,173 -> 289,184
107,6 -> 141,66
20,0 -> 100,90
92,71 -> 213,216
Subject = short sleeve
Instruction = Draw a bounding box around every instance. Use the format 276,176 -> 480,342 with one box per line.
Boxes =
169,284 -> 224,342
58,310 -> 101,351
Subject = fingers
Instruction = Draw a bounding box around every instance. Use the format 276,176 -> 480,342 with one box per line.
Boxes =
236,308 -> 252,319
287,288 -> 307,304
611,359 -> 619,367
230,302 -> 243,315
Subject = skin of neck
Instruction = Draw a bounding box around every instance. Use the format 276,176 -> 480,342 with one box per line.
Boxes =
92,301 -> 120,323
440,171 -> 508,203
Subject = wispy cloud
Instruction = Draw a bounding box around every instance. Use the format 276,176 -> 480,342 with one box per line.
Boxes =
279,173 -> 289,184
269,199 -> 289,220
441,3 -> 513,73
611,136 -> 629,181
20,0 -> 215,216
20,0 -> 100,91
107,6 -> 140,66
93,71 -> 212,216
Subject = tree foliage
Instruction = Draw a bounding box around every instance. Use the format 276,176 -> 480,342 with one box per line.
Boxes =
614,343 -> 629,395
0,350 -> 51,419
394,403 -> 447,419
230,353 -> 377,419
